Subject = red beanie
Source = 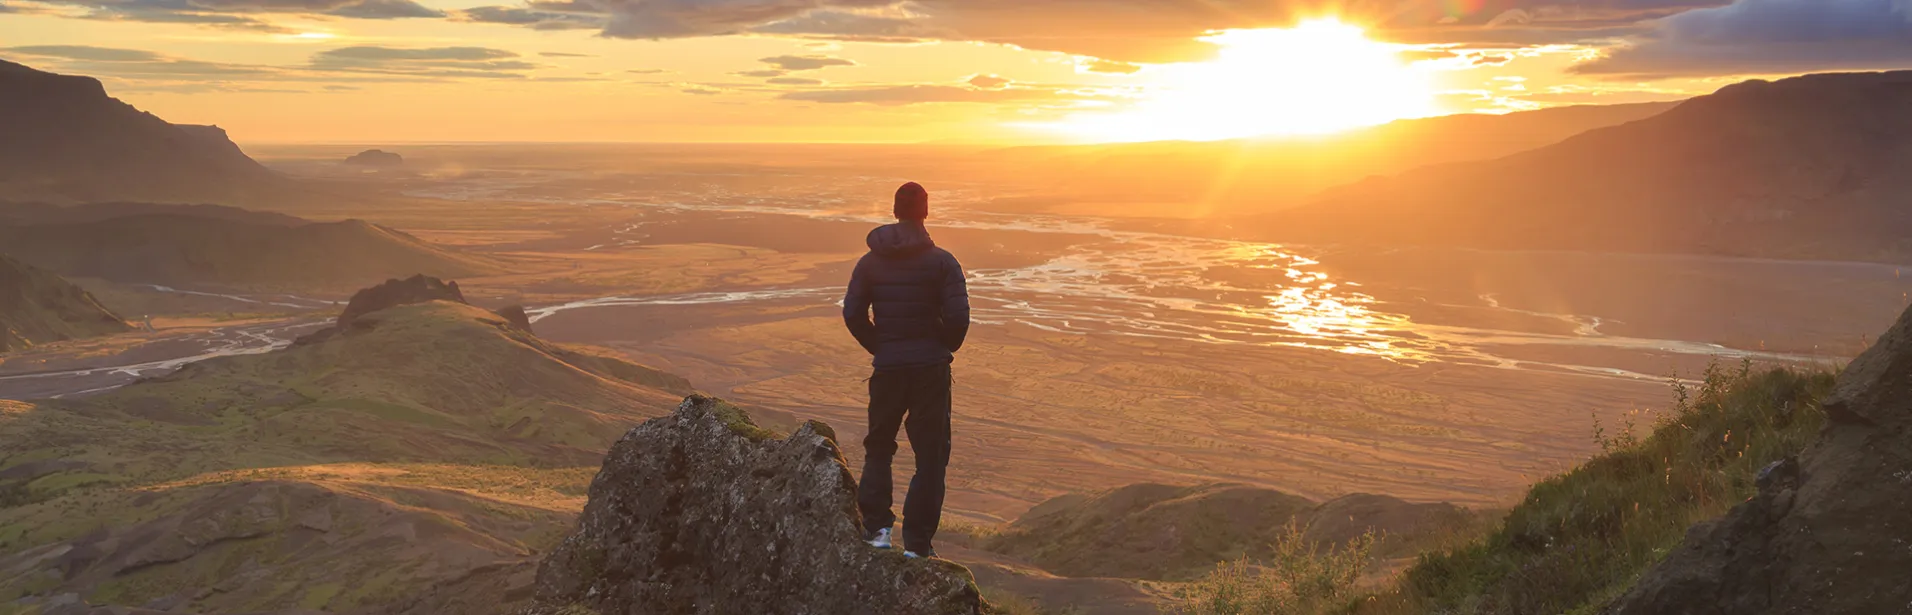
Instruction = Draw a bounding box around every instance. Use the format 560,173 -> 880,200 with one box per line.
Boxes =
894,182 -> 928,220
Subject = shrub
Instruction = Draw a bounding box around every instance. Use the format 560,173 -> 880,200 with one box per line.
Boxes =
1169,520 -> 1378,615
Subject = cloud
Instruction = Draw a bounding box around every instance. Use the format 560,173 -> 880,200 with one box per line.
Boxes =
28,0 -> 441,31
595,0 -> 893,38
318,46 -> 521,61
324,0 -> 440,18
758,54 -> 855,70
3,43 -> 563,89
779,83 -> 1074,105
461,3 -> 604,29
2,45 -> 276,77
1575,0 -> 1912,77
766,76 -> 822,84
967,74 -> 1009,88
541,51 -> 596,57
1081,58 -> 1141,74
310,46 -> 542,78
682,86 -> 723,95
628,68 -> 668,73
6,45 -> 166,62
457,0 -> 1743,63
749,9 -> 938,42
734,68 -> 787,77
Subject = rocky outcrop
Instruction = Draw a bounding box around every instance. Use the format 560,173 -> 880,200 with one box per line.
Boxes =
525,396 -> 987,615
494,305 -> 534,333
1605,304 -> 1912,615
338,274 -> 468,325
344,149 -> 405,167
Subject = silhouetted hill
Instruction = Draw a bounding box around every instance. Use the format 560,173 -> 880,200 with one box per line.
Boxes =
984,101 -> 1677,215
1277,71 -> 1912,263
0,209 -> 499,290
0,58 -> 280,204
0,254 -> 130,352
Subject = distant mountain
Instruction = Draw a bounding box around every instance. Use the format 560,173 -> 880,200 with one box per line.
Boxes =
345,149 -> 406,167
0,204 -> 500,291
980,101 -> 1678,216
0,290 -> 695,612
0,59 -> 281,204
0,254 -> 130,352
1272,71 -> 1912,263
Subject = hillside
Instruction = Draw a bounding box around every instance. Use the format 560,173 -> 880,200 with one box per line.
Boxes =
981,483 -> 1473,582
981,101 -> 1676,216
1345,364 -> 1835,615
0,254 -> 131,353
1273,71 -> 1912,263
0,208 -> 499,291
0,288 -> 695,612
0,59 -> 281,204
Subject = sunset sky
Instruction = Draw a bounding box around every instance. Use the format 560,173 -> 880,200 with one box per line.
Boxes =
2,0 -> 1906,143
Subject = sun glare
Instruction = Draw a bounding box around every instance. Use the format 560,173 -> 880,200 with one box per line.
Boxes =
1048,19 -> 1439,142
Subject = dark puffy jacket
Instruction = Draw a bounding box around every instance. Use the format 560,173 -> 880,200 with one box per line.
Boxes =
843,222 -> 970,369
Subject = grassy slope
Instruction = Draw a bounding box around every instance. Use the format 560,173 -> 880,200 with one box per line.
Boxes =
1349,364 -> 1834,615
0,254 -> 130,352
0,301 -> 693,612
982,484 -> 1475,583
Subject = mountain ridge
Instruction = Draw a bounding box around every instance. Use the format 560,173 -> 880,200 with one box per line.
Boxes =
1269,70 -> 1912,263
0,58 -> 281,204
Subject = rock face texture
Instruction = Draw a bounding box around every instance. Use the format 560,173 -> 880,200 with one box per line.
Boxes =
1605,304 -> 1912,615
338,274 -> 468,325
525,396 -> 987,615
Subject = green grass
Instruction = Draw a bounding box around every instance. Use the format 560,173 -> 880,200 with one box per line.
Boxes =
1350,362 -> 1835,615
1168,521 -> 1378,615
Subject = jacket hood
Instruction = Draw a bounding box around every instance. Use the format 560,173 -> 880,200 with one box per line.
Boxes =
867,222 -> 935,258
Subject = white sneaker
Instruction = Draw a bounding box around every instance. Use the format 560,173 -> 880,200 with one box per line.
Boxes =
867,528 -> 892,549
904,549 -> 937,559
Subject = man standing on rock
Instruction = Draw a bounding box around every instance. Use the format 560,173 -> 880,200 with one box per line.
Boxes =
843,181 -> 970,559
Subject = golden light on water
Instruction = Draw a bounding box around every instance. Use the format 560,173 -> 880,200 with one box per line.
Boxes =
1048,19 -> 1440,142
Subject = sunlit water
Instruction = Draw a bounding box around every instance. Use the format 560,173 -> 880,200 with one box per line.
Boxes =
470,170 -> 1842,383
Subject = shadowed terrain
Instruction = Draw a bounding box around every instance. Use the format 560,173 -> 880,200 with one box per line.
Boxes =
0,255 -> 130,353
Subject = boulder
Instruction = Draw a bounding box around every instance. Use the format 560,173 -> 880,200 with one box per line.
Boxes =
524,396 -> 987,615
494,305 -> 534,333
336,274 -> 466,325
1605,304 -> 1912,615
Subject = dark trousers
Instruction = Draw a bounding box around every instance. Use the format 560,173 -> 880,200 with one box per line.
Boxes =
857,363 -> 952,554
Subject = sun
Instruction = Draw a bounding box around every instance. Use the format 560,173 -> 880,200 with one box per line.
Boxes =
1047,19 -> 1441,142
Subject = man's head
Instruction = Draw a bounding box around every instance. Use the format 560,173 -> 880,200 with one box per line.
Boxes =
894,182 -> 929,221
